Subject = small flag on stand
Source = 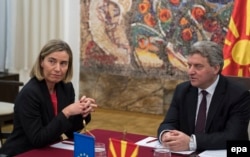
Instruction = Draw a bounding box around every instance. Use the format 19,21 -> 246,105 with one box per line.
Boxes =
108,138 -> 139,157
74,132 -> 95,157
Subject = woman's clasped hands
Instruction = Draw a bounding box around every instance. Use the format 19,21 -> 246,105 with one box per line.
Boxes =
62,95 -> 98,118
79,95 -> 98,117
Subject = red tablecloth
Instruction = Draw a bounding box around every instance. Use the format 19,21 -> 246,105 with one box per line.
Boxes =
16,129 -> 194,157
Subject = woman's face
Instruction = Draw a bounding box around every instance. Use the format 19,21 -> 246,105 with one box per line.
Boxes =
41,51 -> 69,84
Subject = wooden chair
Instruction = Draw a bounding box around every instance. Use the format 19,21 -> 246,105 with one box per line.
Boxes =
0,80 -> 23,145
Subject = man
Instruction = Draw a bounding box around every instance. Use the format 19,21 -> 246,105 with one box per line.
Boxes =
157,40 -> 250,151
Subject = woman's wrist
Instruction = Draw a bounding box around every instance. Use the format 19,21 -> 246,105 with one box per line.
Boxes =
62,108 -> 70,118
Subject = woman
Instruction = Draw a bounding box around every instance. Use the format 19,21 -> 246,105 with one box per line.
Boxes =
0,39 -> 98,156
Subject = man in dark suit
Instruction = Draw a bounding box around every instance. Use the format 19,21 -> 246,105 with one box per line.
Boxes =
157,41 -> 250,151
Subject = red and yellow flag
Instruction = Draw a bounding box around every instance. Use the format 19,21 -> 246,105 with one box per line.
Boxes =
108,138 -> 139,157
222,0 -> 250,77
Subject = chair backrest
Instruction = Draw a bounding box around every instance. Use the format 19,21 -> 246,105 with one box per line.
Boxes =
0,79 -> 23,145
226,76 -> 250,90
226,76 -> 250,139
0,80 -> 23,103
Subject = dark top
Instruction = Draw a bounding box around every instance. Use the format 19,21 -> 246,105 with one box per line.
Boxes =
0,77 -> 90,156
158,75 -> 250,150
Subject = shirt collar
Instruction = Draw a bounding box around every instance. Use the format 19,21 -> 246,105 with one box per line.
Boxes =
198,75 -> 220,95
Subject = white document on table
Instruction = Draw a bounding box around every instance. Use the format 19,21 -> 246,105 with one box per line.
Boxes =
198,150 -> 226,157
50,141 -> 74,150
135,136 -> 160,148
135,136 -> 194,155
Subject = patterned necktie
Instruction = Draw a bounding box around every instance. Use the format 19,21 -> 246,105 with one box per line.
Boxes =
195,90 -> 208,133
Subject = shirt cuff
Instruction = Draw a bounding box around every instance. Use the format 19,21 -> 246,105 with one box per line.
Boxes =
159,130 -> 170,143
189,134 -> 197,151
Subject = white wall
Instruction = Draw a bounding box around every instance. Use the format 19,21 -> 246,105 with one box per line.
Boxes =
62,0 -> 81,99
0,0 -> 7,72
0,0 -> 14,72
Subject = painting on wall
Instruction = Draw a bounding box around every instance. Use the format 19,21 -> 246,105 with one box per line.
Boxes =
80,0 -> 233,79
79,0 -> 233,114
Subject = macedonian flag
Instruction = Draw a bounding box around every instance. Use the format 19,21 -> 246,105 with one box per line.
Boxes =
108,138 -> 139,157
222,0 -> 250,77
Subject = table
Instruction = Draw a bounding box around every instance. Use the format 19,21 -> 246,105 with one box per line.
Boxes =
16,129 -> 196,157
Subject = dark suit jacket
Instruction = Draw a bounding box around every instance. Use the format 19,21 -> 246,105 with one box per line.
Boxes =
158,75 -> 250,150
0,77 -> 91,156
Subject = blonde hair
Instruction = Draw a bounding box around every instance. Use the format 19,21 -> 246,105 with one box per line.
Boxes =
30,39 -> 73,83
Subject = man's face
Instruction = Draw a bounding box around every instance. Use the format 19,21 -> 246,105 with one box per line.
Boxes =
187,53 -> 220,89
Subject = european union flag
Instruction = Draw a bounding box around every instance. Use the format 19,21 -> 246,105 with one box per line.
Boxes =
74,132 -> 95,157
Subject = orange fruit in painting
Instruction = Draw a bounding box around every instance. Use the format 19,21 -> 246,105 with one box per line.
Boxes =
170,0 -> 180,6
144,13 -> 156,27
138,2 -> 151,14
191,6 -> 206,21
181,28 -> 193,41
158,8 -> 172,23
179,17 -> 189,26
203,18 -> 219,32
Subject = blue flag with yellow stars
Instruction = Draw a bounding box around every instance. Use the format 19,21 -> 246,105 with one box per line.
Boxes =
74,132 -> 95,157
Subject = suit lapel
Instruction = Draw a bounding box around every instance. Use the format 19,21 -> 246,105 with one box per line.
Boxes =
187,87 -> 199,133
56,83 -> 66,113
206,76 -> 227,131
39,80 -> 55,119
